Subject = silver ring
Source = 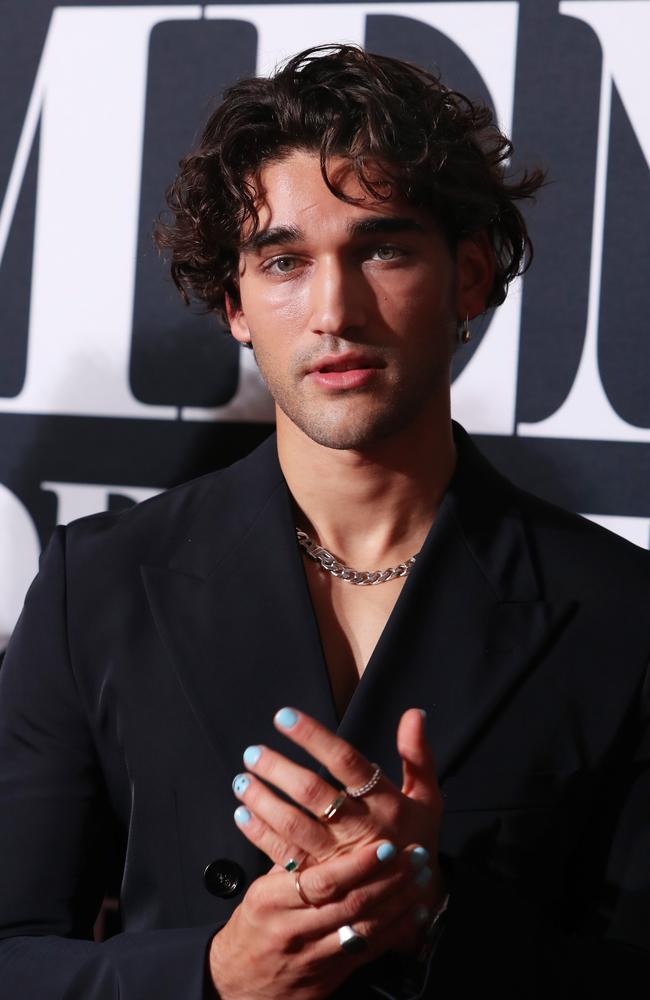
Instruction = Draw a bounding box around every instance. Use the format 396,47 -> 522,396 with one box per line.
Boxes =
320,790 -> 347,823
338,924 -> 368,954
346,764 -> 382,799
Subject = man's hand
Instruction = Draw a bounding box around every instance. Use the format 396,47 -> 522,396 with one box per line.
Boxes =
233,707 -> 442,863
209,838 -> 435,1000
230,707 -> 446,934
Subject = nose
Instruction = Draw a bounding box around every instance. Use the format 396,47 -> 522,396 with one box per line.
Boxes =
308,256 -> 366,337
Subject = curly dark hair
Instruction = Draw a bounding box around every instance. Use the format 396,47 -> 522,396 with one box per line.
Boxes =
154,43 -> 545,322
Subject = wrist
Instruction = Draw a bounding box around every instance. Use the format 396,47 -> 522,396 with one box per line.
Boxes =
208,927 -> 232,999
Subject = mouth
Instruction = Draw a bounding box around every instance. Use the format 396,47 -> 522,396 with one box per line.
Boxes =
308,354 -> 384,375
307,354 -> 384,390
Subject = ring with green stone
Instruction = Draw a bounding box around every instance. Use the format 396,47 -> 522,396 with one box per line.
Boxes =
283,855 -> 304,873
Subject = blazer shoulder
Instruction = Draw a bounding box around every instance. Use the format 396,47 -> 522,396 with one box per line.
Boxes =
63,467 -> 224,560
60,432 -> 280,575
454,425 -> 650,598
512,482 -> 650,594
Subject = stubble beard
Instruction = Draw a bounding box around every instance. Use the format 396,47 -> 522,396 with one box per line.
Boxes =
252,346 -> 451,451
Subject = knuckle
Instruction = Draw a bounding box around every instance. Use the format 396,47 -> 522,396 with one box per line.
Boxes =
268,921 -> 289,952
341,886 -> 369,920
269,833 -> 291,864
245,877 -> 268,914
351,886 -> 372,912
354,917 -> 380,941
306,868 -> 337,901
279,809 -> 303,842
299,773 -> 325,807
334,744 -> 362,775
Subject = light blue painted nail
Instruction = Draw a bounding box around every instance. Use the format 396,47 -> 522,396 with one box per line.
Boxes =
419,708 -> 428,720
410,846 -> 430,870
376,842 -> 396,863
243,745 -> 262,768
234,805 -> 251,826
232,773 -> 250,796
274,707 -> 299,730
413,904 -> 430,926
415,865 -> 433,888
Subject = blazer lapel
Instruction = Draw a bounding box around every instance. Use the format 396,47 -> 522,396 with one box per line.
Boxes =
143,423 -> 574,794
336,425 -> 575,787
142,434 -> 338,783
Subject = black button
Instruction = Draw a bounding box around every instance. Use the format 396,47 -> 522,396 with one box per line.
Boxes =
203,859 -> 246,898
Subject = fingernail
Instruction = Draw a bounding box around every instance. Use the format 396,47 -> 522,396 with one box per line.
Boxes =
243,745 -> 262,768
376,841 -> 396,863
410,846 -> 430,870
413,903 -> 430,926
419,708 -> 427,720
274,707 -> 299,730
232,773 -> 250,796
234,805 -> 251,826
415,865 -> 433,888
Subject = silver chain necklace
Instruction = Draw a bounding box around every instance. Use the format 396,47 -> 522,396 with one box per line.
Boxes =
295,528 -> 419,586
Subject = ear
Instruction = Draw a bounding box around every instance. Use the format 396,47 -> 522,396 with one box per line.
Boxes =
455,230 -> 496,321
224,292 -> 252,347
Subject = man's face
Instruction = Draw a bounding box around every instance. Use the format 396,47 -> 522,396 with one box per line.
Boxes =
227,149 -> 472,450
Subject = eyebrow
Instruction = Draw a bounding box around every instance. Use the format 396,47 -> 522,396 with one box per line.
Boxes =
240,216 -> 427,253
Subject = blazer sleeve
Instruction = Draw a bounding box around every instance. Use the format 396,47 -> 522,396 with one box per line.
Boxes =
0,527 -> 219,999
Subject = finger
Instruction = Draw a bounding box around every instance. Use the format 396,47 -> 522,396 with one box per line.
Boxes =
297,842 -> 435,931
273,707 -> 390,792
241,743 -> 344,823
397,708 -> 440,807
295,838 -> 401,908
245,838 -> 402,940
353,895 -> 432,958
232,771 -> 333,859
312,858 -> 432,962
232,803 -> 310,872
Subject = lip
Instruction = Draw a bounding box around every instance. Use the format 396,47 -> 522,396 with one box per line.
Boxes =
306,352 -> 384,391
307,352 -> 385,375
309,368 -> 379,389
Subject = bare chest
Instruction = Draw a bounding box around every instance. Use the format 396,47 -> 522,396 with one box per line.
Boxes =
303,560 -> 407,717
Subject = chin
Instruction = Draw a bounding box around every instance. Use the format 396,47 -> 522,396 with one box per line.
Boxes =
285,405 -> 422,451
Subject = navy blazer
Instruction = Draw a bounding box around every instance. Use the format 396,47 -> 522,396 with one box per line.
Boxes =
1,423 -> 649,998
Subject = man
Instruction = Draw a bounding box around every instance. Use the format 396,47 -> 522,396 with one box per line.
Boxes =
0,43 -> 649,999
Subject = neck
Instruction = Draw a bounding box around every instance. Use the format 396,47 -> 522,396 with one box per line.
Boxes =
277,397 -> 456,570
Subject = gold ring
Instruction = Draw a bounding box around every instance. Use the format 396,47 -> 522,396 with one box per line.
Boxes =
294,872 -> 314,907
320,790 -> 347,823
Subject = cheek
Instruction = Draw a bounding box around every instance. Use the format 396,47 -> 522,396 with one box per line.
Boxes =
242,280 -> 307,329
374,269 -> 452,320
375,293 -> 449,340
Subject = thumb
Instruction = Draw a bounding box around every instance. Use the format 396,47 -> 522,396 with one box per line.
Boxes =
397,708 -> 440,807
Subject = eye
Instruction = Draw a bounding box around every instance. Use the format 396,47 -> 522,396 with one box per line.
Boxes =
264,255 -> 297,274
371,245 -> 404,261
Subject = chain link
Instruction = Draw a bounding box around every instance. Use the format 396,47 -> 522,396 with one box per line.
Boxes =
295,529 -> 418,585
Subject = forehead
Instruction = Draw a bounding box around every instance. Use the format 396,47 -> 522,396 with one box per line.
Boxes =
242,149 -> 434,241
